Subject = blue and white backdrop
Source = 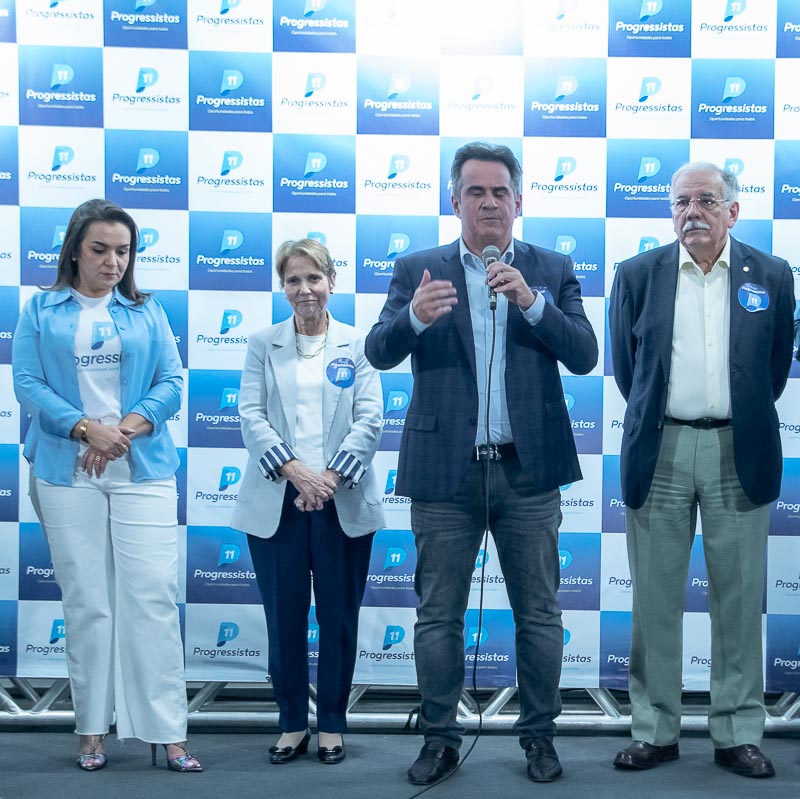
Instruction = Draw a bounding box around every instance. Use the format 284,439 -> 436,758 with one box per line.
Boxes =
0,0 -> 799,692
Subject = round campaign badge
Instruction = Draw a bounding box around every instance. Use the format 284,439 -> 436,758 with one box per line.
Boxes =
326,357 -> 356,388
737,282 -> 769,313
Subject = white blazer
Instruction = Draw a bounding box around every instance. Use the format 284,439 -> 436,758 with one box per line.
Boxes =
230,315 -> 386,539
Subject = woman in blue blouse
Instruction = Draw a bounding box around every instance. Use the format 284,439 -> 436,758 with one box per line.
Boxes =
13,199 -> 201,774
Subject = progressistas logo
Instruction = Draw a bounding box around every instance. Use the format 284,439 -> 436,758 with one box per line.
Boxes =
194,0 -> 267,29
614,75 -> 684,116
195,149 -> 266,191
191,465 -> 242,506
378,373 -> 413,452
361,153 -> 433,193
608,0 -> 691,57
606,138 -> 688,218
691,59 -> 774,139
105,0 -> 187,49
274,0 -> 355,53
698,0 -> 770,34
188,211 -> 270,291
557,533 -> 601,611
358,59 -> 439,135
357,622 -> 414,665
774,140 -> 800,220
105,130 -> 188,210
19,45 -> 103,126
529,155 -> 600,196
22,2 -> 96,23
355,215 -> 438,294
20,207 -> 71,285
189,51 -> 271,132
190,617 -> 263,661
524,217 -> 604,297
721,157 -> 766,198
273,133 -> 355,213
111,65 -> 182,108
524,58 -> 606,138
562,376 -> 602,454
26,144 -> 98,188
187,369 -> 243,448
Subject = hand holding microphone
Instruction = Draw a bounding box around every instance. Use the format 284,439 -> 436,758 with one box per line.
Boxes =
482,245 -> 536,311
481,245 -> 501,310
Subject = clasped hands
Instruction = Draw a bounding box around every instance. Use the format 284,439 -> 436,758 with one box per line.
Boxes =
81,422 -> 135,477
281,460 -> 342,512
411,263 -> 535,325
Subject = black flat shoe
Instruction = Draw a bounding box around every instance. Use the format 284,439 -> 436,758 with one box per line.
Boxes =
269,730 -> 311,764
318,741 -> 346,764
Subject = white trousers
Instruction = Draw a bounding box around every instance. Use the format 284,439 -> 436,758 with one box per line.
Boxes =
31,457 -> 187,742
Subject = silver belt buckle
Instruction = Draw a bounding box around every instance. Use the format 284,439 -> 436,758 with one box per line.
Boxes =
475,444 -> 501,461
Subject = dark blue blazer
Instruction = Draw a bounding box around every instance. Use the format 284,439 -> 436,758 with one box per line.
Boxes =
365,239 -> 598,502
609,237 -> 795,510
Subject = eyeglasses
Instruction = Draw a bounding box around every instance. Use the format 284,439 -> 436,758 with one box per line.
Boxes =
669,197 -> 728,213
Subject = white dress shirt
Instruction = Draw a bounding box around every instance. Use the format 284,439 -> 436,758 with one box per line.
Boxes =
666,238 -> 732,420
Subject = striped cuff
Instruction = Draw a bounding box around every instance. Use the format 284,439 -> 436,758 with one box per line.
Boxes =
327,450 -> 367,487
258,442 -> 296,482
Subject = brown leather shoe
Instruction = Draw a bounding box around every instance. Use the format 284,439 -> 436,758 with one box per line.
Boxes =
613,740 -> 679,770
714,745 -> 775,778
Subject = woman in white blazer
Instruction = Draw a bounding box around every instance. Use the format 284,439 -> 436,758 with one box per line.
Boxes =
231,238 -> 385,765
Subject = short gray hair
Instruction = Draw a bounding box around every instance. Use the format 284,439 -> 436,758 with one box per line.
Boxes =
669,161 -> 739,205
275,238 -> 336,286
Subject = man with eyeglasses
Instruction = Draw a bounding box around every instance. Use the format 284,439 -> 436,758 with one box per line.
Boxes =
609,162 -> 794,778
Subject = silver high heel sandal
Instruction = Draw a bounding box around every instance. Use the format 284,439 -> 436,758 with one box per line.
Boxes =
150,741 -> 203,772
76,734 -> 108,771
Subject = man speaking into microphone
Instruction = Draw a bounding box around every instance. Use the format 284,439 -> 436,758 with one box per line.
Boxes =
365,141 -> 597,785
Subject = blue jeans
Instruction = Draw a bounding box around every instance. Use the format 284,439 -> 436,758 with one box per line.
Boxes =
410,451 -> 563,749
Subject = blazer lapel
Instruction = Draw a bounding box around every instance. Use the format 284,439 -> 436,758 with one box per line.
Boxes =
322,316 -> 350,450
651,242 -> 680,383
268,318 -> 298,443
727,237 -> 748,355
438,243 -> 477,379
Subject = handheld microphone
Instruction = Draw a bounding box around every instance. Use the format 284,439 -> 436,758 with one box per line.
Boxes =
481,245 -> 501,311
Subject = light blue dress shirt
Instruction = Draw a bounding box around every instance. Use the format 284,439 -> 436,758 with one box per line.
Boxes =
409,239 -> 545,446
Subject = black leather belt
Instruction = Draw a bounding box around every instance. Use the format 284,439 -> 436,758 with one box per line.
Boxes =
474,443 -> 516,461
664,416 -> 730,430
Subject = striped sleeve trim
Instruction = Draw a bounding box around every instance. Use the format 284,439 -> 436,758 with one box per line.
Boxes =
258,442 -> 296,482
327,450 -> 366,487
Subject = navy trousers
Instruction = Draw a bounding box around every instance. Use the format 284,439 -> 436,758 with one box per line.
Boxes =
247,484 -> 374,732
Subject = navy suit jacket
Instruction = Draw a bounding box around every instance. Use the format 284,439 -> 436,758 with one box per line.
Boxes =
365,239 -> 598,502
609,237 -> 795,510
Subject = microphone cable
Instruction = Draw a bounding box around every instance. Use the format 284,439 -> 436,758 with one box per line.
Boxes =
406,274 -> 498,798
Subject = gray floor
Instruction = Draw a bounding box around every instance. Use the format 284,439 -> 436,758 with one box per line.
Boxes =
1,731 -> 798,799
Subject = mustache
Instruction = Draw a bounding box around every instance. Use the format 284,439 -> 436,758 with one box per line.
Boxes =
682,220 -> 711,233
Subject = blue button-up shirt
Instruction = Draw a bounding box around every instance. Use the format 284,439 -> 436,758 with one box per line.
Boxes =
13,288 -> 182,485
410,238 -> 545,446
